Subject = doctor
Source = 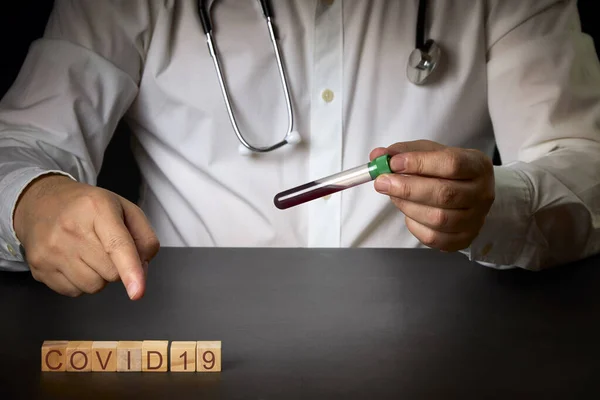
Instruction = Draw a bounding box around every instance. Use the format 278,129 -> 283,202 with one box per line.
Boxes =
0,0 -> 599,300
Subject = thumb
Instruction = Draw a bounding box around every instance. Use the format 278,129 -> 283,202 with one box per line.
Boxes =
118,196 -> 161,264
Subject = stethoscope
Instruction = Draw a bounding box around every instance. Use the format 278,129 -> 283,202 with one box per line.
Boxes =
198,0 -> 441,155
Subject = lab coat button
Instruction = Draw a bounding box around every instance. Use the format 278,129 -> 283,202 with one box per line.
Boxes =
7,244 -> 16,256
321,89 -> 334,103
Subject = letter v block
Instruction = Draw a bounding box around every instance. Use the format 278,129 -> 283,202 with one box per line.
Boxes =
142,341 -> 168,372
92,341 -> 118,372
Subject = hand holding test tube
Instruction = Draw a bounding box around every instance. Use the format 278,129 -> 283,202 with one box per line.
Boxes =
274,155 -> 392,209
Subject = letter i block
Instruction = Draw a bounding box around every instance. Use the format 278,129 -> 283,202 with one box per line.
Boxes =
92,341 -> 118,372
197,341 -> 222,372
41,341 -> 68,372
117,341 -> 143,372
142,341 -> 168,372
66,341 -> 93,372
170,341 -> 197,372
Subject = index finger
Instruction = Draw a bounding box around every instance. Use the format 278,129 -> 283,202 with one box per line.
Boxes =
369,140 -> 445,161
390,148 -> 480,179
94,210 -> 145,300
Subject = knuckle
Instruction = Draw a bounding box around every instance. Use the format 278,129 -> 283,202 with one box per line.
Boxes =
105,235 -> 132,254
144,235 -> 161,252
44,229 -> 66,255
438,184 -> 457,206
57,214 -> 82,236
415,156 -> 425,175
444,150 -> 463,176
395,180 -> 411,199
104,267 -> 121,283
81,278 -> 106,294
30,268 -> 44,283
431,208 -> 449,228
78,191 -> 111,213
420,230 -> 438,247
26,251 -> 43,269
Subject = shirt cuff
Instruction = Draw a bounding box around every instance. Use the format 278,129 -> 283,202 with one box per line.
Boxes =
461,164 -> 534,269
0,167 -> 76,266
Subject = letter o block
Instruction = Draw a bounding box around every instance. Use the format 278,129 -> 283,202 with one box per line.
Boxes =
66,341 -> 93,372
41,341 -> 68,372
142,341 -> 168,372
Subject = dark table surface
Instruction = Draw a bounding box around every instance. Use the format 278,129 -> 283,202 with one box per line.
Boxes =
1,248 -> 599,399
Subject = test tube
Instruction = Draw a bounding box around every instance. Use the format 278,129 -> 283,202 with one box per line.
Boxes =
274,154 -> 392,209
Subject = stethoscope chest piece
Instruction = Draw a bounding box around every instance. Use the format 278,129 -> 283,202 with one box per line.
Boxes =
407,39 -> 441,85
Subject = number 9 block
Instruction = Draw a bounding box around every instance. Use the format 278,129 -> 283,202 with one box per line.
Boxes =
196,341 -> 221,372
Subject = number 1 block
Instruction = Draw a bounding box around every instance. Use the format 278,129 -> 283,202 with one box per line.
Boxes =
196,341 -> 221,372
170,341 -> 197,372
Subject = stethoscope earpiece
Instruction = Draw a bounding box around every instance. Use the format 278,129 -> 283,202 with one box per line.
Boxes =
407,39 -> 441,85
285,131 -> 301,145
238,144 -> 254,156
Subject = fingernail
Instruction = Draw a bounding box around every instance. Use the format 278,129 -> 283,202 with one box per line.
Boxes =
391,156 -> 406,171
127,281 -> 140,299
374,176 -> 390,193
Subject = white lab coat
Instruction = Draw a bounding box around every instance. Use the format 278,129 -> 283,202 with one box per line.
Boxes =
0,0 -> 599,271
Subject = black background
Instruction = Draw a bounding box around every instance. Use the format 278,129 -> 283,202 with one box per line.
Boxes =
1,1 -> 598,203
1,248 -> 600,399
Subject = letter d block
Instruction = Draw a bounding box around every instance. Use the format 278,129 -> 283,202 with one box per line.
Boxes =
66,341 -> 93,372
117,341 -> 143,372
142,341 -> 168,372
41,340 -> 68,372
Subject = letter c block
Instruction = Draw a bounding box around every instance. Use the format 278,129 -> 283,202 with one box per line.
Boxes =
41,341 -> 68,372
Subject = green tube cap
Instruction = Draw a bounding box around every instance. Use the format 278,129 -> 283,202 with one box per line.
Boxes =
368,154 -> 392,179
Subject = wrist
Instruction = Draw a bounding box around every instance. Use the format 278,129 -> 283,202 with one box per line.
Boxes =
13,173 -> 74,242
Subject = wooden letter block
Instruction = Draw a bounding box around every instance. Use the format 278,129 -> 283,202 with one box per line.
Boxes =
66,341 -> 93,372
170,341 -> 196,372
92,341 -> 118,372
142,341 -> 168,372
117,341 -> 143,372
41,341 -> 68,372
196,341 -> 221,372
